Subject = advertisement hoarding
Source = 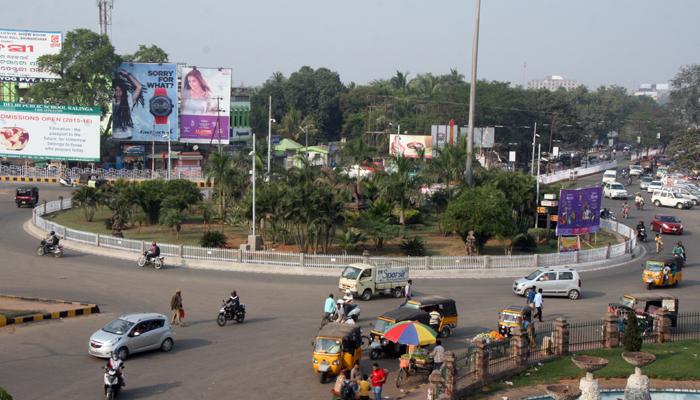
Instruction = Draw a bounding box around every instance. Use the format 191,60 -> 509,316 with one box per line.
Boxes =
556,186 -> 603,236
0,102 -> 100,161
111,63 -> 178,142
179,67 -> 231,144
389,134 -> 433,158
0,29 -> 62,83
559,236 -> 581,252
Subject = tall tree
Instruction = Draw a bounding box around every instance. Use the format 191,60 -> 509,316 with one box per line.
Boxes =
27,29 -> 119,115
379,156 -> 419,225
670,64 -> 700,128
122,44 -> 169,63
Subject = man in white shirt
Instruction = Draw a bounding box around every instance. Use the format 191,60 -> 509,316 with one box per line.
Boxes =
403,280 -> 413,305
431,340 -> 445,371
534,289 -> 543,322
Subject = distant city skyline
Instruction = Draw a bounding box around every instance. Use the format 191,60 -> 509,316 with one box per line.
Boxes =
2,0 -> 698,91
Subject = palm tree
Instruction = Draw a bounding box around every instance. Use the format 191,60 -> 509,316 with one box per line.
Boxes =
340,137 -> 375,209
205,152 -> 235,232
379,155 -> 419,225
72,186 -> 101,222
390,71 -> 410,93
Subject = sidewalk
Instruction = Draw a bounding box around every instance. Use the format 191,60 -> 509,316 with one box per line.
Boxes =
24,219 -> 642,280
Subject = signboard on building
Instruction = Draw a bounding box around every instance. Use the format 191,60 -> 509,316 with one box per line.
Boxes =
556,186 -> 603,236
0,29 -> 62,83
112,63 -> 178,142
389,134 -> 433,159
179,67 -> 232,144
0,102 -> 100,161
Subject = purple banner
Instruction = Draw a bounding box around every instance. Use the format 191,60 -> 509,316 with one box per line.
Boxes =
556,186 -> 602,236
180,115 -> 230,143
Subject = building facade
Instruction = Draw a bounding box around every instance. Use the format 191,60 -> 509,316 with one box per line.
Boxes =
528,75 -> 578,91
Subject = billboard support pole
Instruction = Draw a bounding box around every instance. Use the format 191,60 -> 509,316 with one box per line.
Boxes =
535,143 -> 541,228
166,122 -> 172,180
267,96 -> 272,182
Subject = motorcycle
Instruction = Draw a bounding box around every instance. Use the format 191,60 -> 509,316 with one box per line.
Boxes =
36,239 -> 63,258
635,198 -> 645,210
217,300 -> 246,326
320,310 -> 338,328
59,176 -> 75,187
637,227 -> 647,242
600,208 -> 617,221
136,251 -> 165,269
320,303 -> 361,328
103,366 -> 122,400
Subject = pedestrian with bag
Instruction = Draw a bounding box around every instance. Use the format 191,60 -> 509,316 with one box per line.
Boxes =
170,289 -> 183,326
526,286 -> 537,310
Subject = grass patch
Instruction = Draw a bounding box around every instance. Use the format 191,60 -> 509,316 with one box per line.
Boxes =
480,340 -> 700,396
0,309 -> 41,319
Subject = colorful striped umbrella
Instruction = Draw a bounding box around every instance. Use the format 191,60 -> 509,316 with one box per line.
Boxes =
383,320 -> 437,346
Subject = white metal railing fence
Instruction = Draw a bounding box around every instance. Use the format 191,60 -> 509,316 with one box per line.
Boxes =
538,160 -> 617,185
1,165 -> 204,182
32,199 -> 637,272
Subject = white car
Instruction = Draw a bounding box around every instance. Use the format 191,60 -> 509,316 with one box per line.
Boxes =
639,176 -> 653,190
668,186 -> 700,206
602,169 -> 617,184
651,190 -> 693,209
603,182 -> 628,199
629,165 -> 643,177
647,180 -> 663,193
88,313 -> 174,359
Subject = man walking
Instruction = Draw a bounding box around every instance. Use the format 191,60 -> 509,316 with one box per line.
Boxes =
370,363 -> 387,400
655,234 -> 664,254
403,279 -> 413,305
534,288 -> 543,322
526,286 -> 537,309
431,340 -> 445,371
170,289 -> 183,326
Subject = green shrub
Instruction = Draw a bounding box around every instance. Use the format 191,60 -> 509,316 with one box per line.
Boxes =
403,209 -> 423,225
400,236 -> 426,256
623,312 -> 643,352
199,231 -> 227,248
0,386 -> 13,400
527,228 -> 553,240
103,218 -> 113,230
511,233 -> 537,252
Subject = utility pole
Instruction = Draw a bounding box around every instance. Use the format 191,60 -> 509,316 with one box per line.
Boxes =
535,143 -> 541,228
464,0 -> 481,186
530,122 -> 538,176
251,133 -> 256,237
267,96 -> 272,182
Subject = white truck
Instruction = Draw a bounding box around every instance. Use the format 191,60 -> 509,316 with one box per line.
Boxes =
338,263 -> 409,301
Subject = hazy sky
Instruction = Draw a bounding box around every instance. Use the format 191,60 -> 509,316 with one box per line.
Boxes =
3,0 -> 699,90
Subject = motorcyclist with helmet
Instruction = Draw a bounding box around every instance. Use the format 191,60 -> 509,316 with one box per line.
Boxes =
636,221 -> 647,241
45,230 -> 59,252
225,290 -> 241,314
107,352 -> 125,387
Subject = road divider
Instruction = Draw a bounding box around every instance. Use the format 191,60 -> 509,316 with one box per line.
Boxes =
0,294 -> 100,328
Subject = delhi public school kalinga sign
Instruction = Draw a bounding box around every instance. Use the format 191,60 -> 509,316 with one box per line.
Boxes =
0,29 -> 62,83
0,102 -> 101,161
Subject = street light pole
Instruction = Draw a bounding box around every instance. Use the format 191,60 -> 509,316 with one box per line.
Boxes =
251,134 -> 256,238
464,0 -> 481,186
267,95 -> 272,182
535,143 -> 541,228
530,122 -> 538,176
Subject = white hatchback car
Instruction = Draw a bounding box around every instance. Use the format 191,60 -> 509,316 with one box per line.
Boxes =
88,313 -> 174,359
647,180 -> 663,193
603,182 -> 628,199
512,267 -> 582,300
629,165 -> 643,177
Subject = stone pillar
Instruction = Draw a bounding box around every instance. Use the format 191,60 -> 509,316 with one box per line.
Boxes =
426,369 -> 444,400
96,233 -> 100,246
474,338 -> 489,383
425,256 -> 432,270
510,327 -> 529,367
483,256 -> 491,269
575,251 -> 580,264
654,307 -> 671,343
443,351 -> 455,399
362,250 -> 370,264
299,253 -> 305,268
554,318 -> 570,356
59,196 -> 64,211
178,244 -> 183,258
624,368 -> 651,400
603,313 -> 620,349
606,243 -> 611,259
533,254 -> 539,268
236,249 -> 243,263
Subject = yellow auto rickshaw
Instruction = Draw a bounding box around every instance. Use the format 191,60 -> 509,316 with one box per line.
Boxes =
312,323 -> 362,383
643,259 -> 682,290
404,295 -> 458,338
498,305 -> 532,337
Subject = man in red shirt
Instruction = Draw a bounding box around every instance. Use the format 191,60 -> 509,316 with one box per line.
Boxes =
371,363 -> 387,400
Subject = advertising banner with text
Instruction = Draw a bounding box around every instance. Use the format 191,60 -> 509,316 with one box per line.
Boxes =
111,62 -> 178,142
0,29 -> 62,83
556,186 -> 603,236
179,67 -> 231,144
0,102 -> 100,161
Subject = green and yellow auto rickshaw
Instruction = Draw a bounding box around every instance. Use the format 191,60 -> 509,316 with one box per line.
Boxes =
642,259 -> 682,290
312,323 -> 362,383
403,295 -> 459,338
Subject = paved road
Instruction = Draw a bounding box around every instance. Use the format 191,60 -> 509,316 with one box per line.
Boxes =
1,170 -> 699,400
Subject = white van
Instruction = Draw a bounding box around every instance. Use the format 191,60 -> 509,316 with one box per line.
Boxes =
339,263 -> 408,300
602,169 -> 617,184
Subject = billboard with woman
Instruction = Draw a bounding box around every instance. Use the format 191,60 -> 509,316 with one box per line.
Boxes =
179,67 -> 231,144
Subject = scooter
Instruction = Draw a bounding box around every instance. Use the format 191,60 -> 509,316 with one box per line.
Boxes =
103,366 -> 122,400
59,176 -> 75,187
36,239 -> 64,257
637,227 -> 647,242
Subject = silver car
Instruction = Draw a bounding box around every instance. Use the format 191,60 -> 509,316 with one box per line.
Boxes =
88,313 -> 174,359
512,267 -> 582,300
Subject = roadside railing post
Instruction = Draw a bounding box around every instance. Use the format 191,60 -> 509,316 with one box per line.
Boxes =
96,233 -> 100,246
299,253 -> 305,268
553,318 -> 569,356
654,307 -> 671,343
424,256 -> 431,270
474,338 -> 489,383
603,312 -> 620,348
